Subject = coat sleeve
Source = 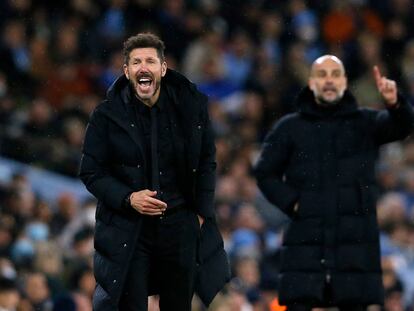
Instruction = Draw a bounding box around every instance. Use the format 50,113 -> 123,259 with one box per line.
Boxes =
194,95 -> 217,219
253,117 -> 299,217
79,107 -> 133,211
372,93 -> 414,145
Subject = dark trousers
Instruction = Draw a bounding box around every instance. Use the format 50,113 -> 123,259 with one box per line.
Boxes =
118,208 -> 199,311
287,282 -> 368,311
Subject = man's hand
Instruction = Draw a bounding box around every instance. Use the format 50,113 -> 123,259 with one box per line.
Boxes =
129,190 -> 167,215
197,215 -> 204,228
373,65 -> 398,106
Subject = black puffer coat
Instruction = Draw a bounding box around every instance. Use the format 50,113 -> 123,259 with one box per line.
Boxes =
254,87 -> 414,306
79,69 -> 230,310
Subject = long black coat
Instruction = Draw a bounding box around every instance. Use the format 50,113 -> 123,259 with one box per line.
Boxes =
254,87 -> 414,306
79,69 -> 230,310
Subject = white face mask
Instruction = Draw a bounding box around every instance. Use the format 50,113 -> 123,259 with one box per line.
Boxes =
1,264 -> 17,279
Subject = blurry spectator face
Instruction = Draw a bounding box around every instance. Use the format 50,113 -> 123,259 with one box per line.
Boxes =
28,99 -> 52,126
8,0 -> 31,12
73,229 -> 94,258
308,55 -> 347,105
384,291 -> 404,311
216,176 -> 239,202
243,92 -> 263,123
0,288 -> 20,310
377,193 -> 406,226
56,25 -> 79,61
0,73 -> 8,98
25,273 -> 49,305
402,169 -> 414,193
73,292 -> 92,311
0,226 -> 12,253
235,204 -> 264,232
3,20 -> 26,49
57,193 -> 78,220
34,242 -> 62,276
230,31 -> 252,58
163,0 -> 184,17
78,270 -> 95,298
9,190 -> 35,218
63,118 -> 85,147
358,33 -> 381,66
123,48 -> 167,106
261,12 -> 283,38
235,257 -> 260,288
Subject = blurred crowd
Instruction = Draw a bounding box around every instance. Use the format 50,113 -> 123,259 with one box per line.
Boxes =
1,0 -> 414,310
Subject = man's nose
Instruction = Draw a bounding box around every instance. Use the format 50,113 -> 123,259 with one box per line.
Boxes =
139,62 -> 149,71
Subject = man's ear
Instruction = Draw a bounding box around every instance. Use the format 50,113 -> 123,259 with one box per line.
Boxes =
123,64 -> 129,80
161,62 -> 167,77
308,78 -> 314,91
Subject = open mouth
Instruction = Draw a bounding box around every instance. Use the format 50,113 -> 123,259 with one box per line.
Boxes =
138,77 -> 152,87
136,76 -> 153,94
323,86 -> 337,93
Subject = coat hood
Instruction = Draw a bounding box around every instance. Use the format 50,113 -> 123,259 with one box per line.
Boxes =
295,87 -> 359,118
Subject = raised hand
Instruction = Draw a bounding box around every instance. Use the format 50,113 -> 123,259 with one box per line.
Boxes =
373,65 -> 398,106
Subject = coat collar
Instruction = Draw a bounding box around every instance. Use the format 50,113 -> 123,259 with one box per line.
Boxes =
98,69 -> 206,154
103,68 -> 201,115
296,87 -> 359,118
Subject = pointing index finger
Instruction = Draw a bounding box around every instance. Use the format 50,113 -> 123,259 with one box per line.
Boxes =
373,65 -> 382,88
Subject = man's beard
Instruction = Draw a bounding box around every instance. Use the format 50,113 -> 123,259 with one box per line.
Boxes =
316,89 -> 345,107
129,78 -> 161,103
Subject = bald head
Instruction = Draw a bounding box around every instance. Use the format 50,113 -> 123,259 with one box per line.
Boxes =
308,55 -> 347,105
310,55 -> 345,77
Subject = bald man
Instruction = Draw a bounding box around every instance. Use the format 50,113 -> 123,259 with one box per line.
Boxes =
254,55 -> 414,311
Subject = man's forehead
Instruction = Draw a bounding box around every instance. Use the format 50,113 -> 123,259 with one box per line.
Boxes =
311,55 -> 345,74
129,47 -> 158,57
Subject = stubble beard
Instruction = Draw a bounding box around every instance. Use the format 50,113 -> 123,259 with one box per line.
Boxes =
129,78 -> 161,105
316,89 -> 345,106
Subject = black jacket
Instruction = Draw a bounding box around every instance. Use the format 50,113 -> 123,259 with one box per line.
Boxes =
79,69 -> 230,310
254,87 -> 414,306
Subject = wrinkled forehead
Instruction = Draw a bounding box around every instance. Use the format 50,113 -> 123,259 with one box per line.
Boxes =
311,56 -> 346,76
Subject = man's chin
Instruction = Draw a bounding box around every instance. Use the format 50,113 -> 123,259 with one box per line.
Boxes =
136,89 -> 154,101
318,96 -> 340,106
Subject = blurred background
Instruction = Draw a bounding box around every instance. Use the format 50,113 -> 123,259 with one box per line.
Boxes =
0,0 -> 414,310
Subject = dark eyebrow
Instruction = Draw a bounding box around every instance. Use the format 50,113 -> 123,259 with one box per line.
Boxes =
314,69 -> 327,75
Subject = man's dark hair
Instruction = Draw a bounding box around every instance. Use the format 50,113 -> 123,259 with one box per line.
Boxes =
123,32 -> 165,64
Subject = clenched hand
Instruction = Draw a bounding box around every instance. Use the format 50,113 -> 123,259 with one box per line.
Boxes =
129,190 -> 167,215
